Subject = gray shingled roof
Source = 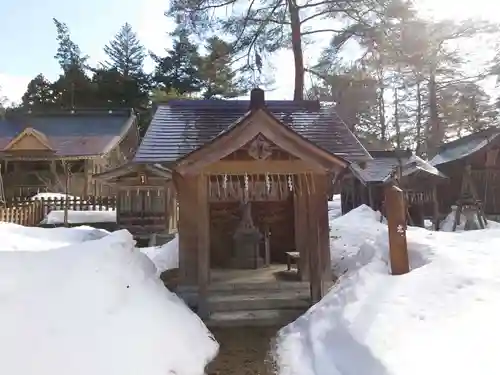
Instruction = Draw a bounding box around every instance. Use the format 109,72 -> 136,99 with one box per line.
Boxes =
430,127 -> 500,167
133,100 -> 371,164
0,109 -> 135,157
351,150 -> 444,184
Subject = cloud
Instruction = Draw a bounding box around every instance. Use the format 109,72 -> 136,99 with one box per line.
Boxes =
0,74 -> 31,105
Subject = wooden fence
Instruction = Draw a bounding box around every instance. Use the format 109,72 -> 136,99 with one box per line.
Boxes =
0,196 -> 117,226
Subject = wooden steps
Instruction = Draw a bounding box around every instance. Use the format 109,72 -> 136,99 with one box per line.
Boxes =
176,281 -> 335,327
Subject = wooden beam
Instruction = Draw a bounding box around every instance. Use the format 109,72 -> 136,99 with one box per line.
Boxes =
384,184 -> 410,275
201,160 -> 325,175
197,174 -> 210,319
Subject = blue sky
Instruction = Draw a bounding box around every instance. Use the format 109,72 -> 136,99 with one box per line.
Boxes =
0,0 -> 498,104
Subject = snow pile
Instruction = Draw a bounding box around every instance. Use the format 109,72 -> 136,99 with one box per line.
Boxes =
46,210 -> 117,224
140,234 -> 179,275
0,223 -> 108,251
329,204 -> 386,275
328,195 -> 342,221
0,228 -> 218,375
275,207 -> 500,375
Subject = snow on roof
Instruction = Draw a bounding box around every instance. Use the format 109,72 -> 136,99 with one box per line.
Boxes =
430,128 -> 500,167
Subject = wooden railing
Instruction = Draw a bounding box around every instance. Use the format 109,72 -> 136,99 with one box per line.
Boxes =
0,196 -> 117,226
0,201 -> 44,226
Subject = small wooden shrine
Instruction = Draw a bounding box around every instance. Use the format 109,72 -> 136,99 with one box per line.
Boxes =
346,150 -> 446,228
173,109 -> 346,312
121,88 -> 372,317
431,128 -> 500,221
93,163 -> 176,240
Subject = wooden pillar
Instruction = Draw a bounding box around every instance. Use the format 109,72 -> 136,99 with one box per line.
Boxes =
307,174 -> 324,304
368,185 -> 374,209
83,160 -> 92,197
293,180 -> 309,281
63,162 -> 70,227
385,184 -> 410,275
165,183 -> 172,232
432,185 -> 440,231
197,174 -> 210,319
175,173 -> 199,285
116,189 -> 122,227
317,176 -> 331,283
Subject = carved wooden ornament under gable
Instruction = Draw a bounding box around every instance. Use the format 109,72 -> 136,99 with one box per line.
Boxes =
247,134 -> 273,160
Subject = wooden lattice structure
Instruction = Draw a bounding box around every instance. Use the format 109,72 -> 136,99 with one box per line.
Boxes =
93,163 -> 176,239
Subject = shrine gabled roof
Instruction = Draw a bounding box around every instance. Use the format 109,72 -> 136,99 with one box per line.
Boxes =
351,150 -> 445,185
429,127 -> 500,167
93,162 -> 171,181
0,109 -> 136,158
133,99 -> 371,164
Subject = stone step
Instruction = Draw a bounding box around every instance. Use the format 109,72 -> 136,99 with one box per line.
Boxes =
178,281 -> 334,294
205,308 -> 305,328
207,291 -> 311,312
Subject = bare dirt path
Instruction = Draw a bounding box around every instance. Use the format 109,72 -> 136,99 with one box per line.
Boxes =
206,327 -> 280,375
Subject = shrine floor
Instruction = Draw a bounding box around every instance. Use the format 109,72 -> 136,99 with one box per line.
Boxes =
210,264 -> 303,286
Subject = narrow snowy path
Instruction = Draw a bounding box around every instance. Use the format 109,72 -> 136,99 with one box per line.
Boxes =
207,327 -> 279,375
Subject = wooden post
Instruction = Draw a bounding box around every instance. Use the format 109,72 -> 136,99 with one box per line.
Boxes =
307,175 -> 323,303
197,174 -> 210,319
368,184 -> 374,210
432,185 -> 440,231
63,162 -> 70,227
384,184 -> 410,275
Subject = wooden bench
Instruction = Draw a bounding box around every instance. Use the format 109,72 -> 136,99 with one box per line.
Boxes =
285,251 -> 301,275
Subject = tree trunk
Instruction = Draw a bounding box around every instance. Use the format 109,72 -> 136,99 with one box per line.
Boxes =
376,63 -> 386,141
427,63 -> 441,157
394,87 -> 401,149
378,87 -> 386,140
415,81 -> 423,155
288,0 -> 304,101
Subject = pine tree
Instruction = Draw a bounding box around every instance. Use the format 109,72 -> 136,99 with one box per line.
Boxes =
21,74 -> 57,110
52,19 -> 94,108
168,0 -> 410,100
151,27 -> 202,95
53,18 -> 88,72
91,67 -> 150,109
199,37 -> 245,99
103,23 -> 146,77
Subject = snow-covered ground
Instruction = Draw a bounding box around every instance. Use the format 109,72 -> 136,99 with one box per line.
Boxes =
275,205 -> 500,375
0,225 -> 217,375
